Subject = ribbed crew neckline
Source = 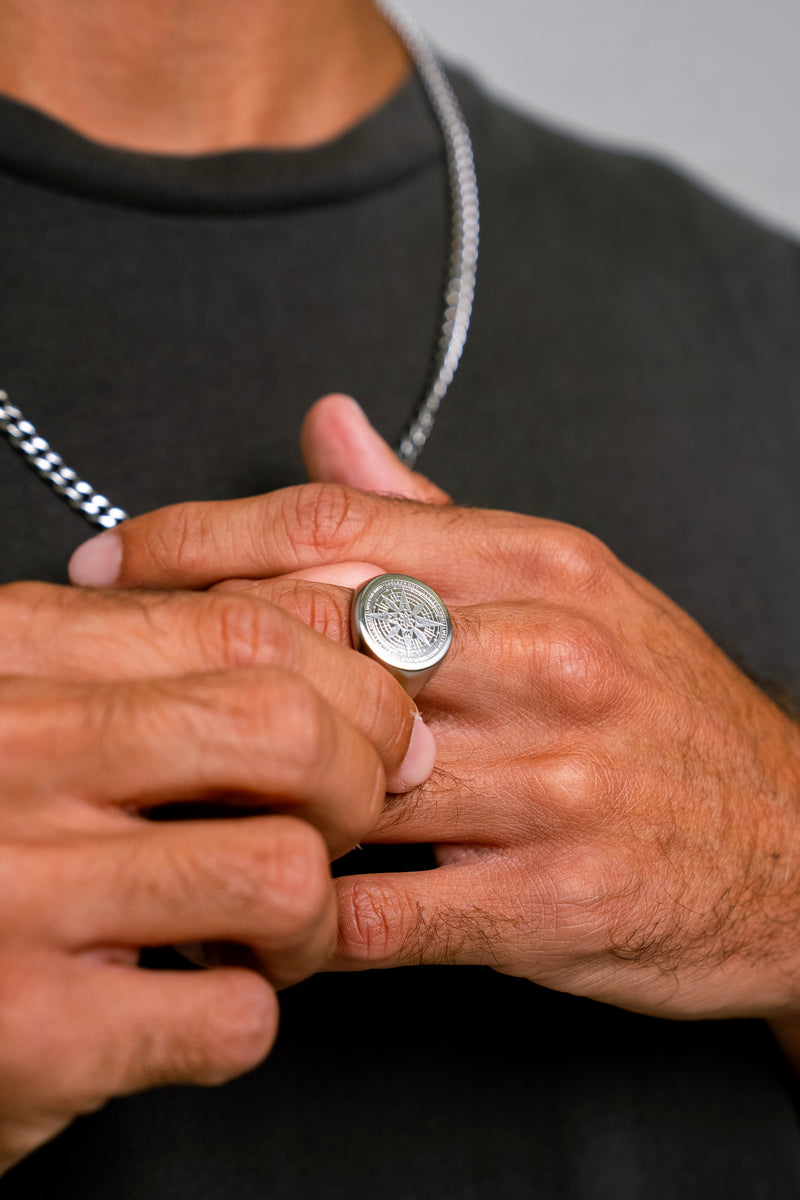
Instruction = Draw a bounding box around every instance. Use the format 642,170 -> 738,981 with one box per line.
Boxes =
0,67 -> 452,213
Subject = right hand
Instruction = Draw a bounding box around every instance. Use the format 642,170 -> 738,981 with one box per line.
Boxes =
0,580 -> 433,1175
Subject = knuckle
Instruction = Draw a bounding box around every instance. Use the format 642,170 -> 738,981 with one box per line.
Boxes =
541,614 -> 625,716
285,582 -> 350,644
172,974 -> 278,1087
255,817 -> 332,929
337,877 -> 407,963
282,483 -> 365,559
186,668 -> 334,779
196,818 -> 330,934
205,593 -> 291,671
539,753 -> 620,827
540,525 -> 617,595
184,843 -> 266,923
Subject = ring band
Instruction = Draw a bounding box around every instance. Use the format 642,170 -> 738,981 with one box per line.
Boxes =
350,574 -> 453,698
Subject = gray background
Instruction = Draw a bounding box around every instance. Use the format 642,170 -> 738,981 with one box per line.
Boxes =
402,0 -> 799,239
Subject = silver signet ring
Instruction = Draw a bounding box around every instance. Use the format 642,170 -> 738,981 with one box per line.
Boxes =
350,574 -> 453,699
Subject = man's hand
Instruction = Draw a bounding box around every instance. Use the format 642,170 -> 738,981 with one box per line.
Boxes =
0,580 -> 433,1174
69,397 -> 800,1027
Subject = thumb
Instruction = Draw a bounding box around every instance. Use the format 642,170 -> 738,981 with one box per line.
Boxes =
301,394 -> 451,504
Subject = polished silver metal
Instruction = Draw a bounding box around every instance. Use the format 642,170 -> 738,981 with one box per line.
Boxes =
0,2 -> 478,525
351,573 -> 452,698
0,392 -> 129,528
379,0 -> 480,468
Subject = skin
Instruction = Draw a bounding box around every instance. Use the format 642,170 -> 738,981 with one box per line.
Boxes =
0,0 -> 419,1173
0,580 -> 431,1173
2,0 -> 797,1172
0,0 -> 409,152
70,395 -> 800,1045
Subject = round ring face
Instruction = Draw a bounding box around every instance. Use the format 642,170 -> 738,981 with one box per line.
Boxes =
353,575 -> 452,674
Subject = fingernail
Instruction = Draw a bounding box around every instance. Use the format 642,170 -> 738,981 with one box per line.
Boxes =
391,713 -> 436,793
68,530 -> 123,587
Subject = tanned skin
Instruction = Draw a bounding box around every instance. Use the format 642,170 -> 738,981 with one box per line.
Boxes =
0,0 -> 410,152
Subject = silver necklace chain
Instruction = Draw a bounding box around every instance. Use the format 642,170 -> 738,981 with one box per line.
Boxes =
0,2 -> 479,529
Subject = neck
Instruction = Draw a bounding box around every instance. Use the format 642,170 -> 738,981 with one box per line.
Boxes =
0,0 -> 410,153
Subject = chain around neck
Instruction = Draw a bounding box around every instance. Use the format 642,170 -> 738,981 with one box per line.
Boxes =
0,1 -> 479,528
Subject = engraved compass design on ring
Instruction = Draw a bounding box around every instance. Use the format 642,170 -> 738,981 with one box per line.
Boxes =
351,574 -> 453,698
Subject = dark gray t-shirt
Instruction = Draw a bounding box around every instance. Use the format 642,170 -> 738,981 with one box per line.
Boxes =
1,68 -> 800,1197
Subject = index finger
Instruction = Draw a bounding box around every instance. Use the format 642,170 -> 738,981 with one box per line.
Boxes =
68,484 -> 534,603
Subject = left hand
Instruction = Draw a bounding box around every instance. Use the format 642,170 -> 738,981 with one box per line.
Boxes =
69,396 -> 800,1023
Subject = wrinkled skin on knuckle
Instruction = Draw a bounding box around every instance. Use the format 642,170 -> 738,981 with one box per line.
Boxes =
336,877 -> 409,964
271,581 -> 351,645
203,592 -> 294,672
210,580 -> 351,646
282,483 -> 367,561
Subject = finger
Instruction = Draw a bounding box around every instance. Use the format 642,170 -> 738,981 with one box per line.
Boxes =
214,561 -> 386,593
11,959 -> 279,1107
0,587 -> 434,798
301,394 -> 451,504
201,577 -> 472,733
1,670 -> 392,854
227,585 -> 630,738
85,965 -> 279,1093
209,577 -> 360,649
205,573 -> 477,714
67,486 -> 534,603
17,817 -> 336,988
272,561 -> 386,590
329,864 -> 503,971
366,750 -> 590,849
200,582 -> 577,733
